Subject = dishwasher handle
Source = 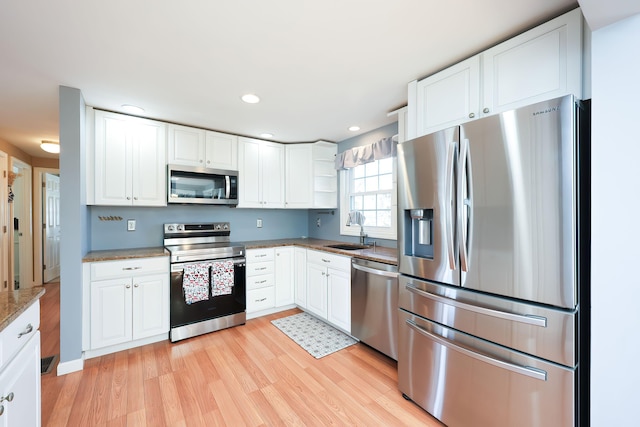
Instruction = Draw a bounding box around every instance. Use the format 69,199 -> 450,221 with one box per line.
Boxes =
352,261 -> 398,278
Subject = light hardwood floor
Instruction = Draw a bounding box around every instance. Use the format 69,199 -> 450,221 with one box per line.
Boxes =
39,282 -> 443,426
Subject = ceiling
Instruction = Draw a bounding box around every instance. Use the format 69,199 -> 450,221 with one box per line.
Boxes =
0,0 -> 582,159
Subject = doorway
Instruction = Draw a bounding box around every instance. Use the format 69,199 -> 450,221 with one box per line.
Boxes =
34,167 -> 61,285
10,158 -> 33,289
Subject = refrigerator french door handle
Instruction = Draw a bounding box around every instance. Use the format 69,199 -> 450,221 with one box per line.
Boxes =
445,141 -> 457,270
458,138 -> 471,272
405,283 -> 547,327
405,318 -> 548,381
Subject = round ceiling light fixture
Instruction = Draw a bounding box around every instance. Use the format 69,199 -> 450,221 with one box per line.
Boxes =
40,140 -> 60,154
241,94 -> 260,104
121,104 -> 145,115
260,133 -> 274,139
348,126 -> 360,132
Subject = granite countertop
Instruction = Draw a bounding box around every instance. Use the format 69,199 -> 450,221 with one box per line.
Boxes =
83,246 -> 169,263
238,238 -> 398,265
0,287 -> 45,333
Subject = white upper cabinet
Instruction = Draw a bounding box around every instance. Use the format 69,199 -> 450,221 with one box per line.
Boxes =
481,8 -> 583,114
168,124 -> 238,170
94,110 -> 167,206
409,8 -> 584,138
238,137 -> 285,208
285,144 -> 313,209
410,56 -> 480,138
285,141 -> 338,209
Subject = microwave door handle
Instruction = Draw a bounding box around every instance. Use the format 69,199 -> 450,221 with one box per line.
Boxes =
225,176 -> 230,199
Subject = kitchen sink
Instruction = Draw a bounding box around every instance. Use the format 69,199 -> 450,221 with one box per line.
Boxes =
324,243 -> 369,250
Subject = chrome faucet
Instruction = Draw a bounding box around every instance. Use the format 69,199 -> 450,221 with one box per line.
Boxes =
346,210 -> 367,245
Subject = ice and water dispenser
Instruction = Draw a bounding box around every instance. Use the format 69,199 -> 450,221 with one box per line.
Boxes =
403,209 -> 434,259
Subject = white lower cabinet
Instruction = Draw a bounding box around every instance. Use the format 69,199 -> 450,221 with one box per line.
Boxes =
247,247 -> 296,316
294,247 -> 307,308
305,250 -> 351,333
0,301 -> 41,427
86,257 -> 169,354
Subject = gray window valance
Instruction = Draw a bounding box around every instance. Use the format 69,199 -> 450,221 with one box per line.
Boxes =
334,136 -> 397,170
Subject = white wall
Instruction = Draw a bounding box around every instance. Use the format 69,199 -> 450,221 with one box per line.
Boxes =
590,13 -> 640,426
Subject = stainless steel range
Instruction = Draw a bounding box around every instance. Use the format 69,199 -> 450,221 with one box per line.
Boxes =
164,222 -> 246,342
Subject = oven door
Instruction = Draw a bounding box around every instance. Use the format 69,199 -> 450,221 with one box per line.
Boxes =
170,257 -> 246,332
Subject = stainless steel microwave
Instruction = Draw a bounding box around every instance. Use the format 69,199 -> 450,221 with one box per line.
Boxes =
167,164 -> 238,205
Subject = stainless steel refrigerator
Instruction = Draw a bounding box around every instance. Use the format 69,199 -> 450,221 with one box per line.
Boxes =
397,95 -> 589,427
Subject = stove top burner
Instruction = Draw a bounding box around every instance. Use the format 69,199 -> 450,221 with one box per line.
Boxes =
163,222 -> 244,263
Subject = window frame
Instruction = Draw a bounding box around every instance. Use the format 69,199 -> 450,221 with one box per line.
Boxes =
339,158 -> 397,241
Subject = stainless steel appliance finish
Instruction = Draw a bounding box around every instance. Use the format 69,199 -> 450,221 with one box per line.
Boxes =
164,222 -> 246,342
167,164 -> 238,205
351,258 -> 399,360
397,95 -> 589,427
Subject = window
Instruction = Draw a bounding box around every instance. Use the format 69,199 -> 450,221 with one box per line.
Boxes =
340,157 -> 397,240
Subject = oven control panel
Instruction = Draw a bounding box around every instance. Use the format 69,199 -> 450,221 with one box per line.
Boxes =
164,222 -> 230,235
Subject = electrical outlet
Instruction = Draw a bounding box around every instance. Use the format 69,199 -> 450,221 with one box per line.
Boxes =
127,219 -> 136,231
257,218 -> 263,228
316,218 -> 321,227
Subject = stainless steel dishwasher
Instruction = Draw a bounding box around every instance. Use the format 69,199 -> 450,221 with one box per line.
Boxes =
351,258 -> 399,360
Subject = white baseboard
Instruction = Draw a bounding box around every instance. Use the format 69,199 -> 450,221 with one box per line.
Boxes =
83,333 -> 168,360
246,304 -> 297,320
56,358 -> 84,376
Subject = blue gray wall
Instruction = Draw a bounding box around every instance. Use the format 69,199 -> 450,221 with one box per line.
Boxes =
59,86 -> 89,364
90,205 -> 309,249
308,122 -> 398,248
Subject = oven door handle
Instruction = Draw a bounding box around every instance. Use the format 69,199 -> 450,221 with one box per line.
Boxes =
171,257 -> 246,273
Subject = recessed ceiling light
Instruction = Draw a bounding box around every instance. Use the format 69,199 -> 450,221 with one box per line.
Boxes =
348,126 -> 360,132
241,94 -> 260,104
40,140 -> 60,154
121,104 -> 145,115
260,133 -> 274,139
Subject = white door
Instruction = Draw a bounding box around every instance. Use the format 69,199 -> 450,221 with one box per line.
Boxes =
90,278 -> 132,349
43,173 -> 60,282
260,143 -> 285,208
275,247 -> 294,306
327,268 -> 351,333
132,273 -> 169,340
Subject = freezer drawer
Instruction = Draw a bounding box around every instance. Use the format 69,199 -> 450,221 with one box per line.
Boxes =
398,309 -> 575,427
399,274 -> 577,367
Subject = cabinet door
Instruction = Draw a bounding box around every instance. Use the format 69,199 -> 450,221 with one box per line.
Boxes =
294,248 -> 307,308
415,56 -> 480,136
238,138 -> 262,208
0,331 -> 40,427
90,278 -> 132,349
168,124 -> 206,166
132,273 -> 169,340
205,131 -> 238,170
306,263 -> 328,319
285,144 -> 312,209
131,120 -> 167,206
275,247 -> 294,306
327,268 -> 351,333
261,143 -> 285,208
94,111 -> 132,205
482,8 -> 583,115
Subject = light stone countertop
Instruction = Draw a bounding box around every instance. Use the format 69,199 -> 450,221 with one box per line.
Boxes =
82,246 -> 169,263
0,287 -> 45,333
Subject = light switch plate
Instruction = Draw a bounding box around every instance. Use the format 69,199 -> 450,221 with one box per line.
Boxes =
257,218 -> 263,228
127,219 -> 136,231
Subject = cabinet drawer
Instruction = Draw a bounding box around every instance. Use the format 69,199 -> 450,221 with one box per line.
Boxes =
247,287 -> 275,313
246,261 -> 274,277
247,273 -> 274,290
90,257 -> 169,280
307,250 -> 351,272
246,248 -> 275,262
1,300 -> 40,369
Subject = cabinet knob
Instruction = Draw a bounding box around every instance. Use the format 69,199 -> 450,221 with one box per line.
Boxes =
199,160 -> 203,163
483,107 -> 490,114
126,284 -> 131,289
468,113 -> 475,118
134,284 -> 139,288
207,160 -> 210,164
126,197 -> 131,200
0,393 -> 14,403
0,405 -> 4,416
133,197 -> 138,201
